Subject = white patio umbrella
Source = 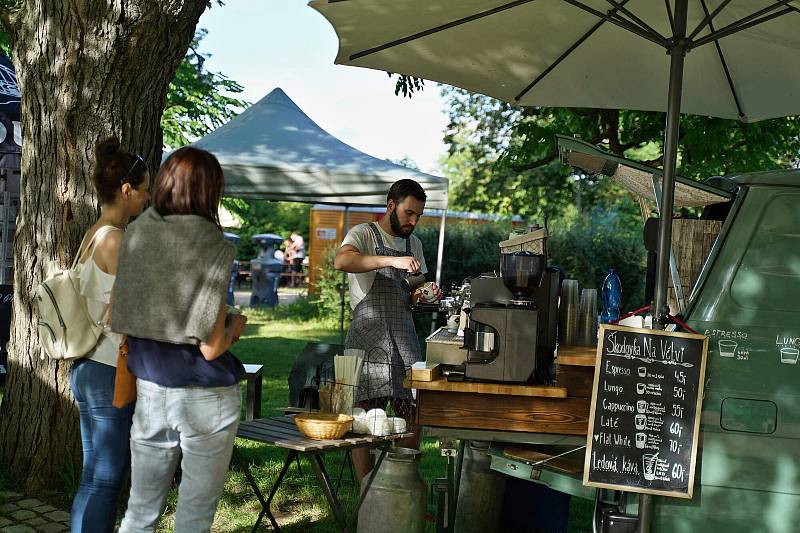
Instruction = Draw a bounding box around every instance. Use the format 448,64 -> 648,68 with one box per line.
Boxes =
309,0 -> 800,332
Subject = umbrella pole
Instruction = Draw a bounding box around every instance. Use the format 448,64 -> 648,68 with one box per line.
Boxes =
643,4 -> 688,532
653,0 -> 688,331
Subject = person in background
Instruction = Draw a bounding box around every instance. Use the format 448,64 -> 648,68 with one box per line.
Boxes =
71,137 -> 150,533
334,179 -> 440,481
282,237 -> 294,287
289,232 -> 305,287
113,147 -> 247,533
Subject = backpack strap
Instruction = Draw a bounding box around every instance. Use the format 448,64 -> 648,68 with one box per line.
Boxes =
71,225 -> 122,269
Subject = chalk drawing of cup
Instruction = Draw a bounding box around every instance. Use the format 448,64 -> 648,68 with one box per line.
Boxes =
780,347 -> 799,365
643,453 -> 658,481
718,339 -> 737,358
637,400 -> 648,413
637,383 -> 646,394
637,367 -> 647,378
635,414 -> 647,430
635,433 -> 647,449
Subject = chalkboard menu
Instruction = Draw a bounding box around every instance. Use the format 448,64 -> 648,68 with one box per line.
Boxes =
583,324 -> 708,498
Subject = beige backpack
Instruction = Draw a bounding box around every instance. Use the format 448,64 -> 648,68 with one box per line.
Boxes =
35,226 -> 118,360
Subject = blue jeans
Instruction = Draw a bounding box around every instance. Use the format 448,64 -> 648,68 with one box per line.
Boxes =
70,358 -> 134,533
119,379 -> 240,533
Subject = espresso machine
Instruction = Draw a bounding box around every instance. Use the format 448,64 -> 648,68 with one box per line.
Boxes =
461,252 -> 559,382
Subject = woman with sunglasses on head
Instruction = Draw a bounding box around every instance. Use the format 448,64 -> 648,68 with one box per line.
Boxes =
70,137 -> 150,533
113,147 -> 247,533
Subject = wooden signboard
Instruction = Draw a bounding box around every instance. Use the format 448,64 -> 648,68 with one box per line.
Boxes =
583,324 -> 708,498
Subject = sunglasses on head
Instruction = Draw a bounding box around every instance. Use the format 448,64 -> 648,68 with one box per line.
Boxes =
121,154 -> 146,184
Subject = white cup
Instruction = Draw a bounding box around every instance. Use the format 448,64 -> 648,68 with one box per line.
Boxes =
420,282 -> 439,303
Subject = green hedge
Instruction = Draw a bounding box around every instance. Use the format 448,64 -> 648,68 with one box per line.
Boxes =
548,209 -> 646,312
416,211 -> 646,312
311,211 -> 647,338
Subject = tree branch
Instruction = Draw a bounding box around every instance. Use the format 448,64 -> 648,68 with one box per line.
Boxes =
510,151 -> 558,172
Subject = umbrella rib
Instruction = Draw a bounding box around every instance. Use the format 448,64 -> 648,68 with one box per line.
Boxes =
560,0 -> 668,47
347,0 -> 537,61
698,0 -> 745,120
690,4 -> 796,49
688,0 -> 732,41
603,0 -> 666,41
664,0 -> 676,36
513,0 -> 633,103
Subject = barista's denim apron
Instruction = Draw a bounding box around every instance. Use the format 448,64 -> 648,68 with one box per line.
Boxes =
345,223 -> 421,402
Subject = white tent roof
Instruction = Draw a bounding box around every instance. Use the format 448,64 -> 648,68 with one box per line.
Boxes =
192,88 -> 449,209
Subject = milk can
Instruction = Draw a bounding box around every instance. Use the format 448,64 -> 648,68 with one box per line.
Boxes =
454,441 -> 506,533
357,447 -> 427,533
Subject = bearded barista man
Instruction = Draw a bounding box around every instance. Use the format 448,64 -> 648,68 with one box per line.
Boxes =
334,179 -> 441,481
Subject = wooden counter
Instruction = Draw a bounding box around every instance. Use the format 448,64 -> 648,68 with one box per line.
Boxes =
407,345 -> 598,436
407,378 -> 568,398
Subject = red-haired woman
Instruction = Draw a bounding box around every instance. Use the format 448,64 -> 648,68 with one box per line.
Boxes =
112,147 -> 247,532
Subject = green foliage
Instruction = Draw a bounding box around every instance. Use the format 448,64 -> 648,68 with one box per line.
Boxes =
390,73 -> 425,98
548,208 -> 647,312
309,247 -> 351,327
415,214 -> 645,313
221,199 -> 310,260
161,29 -> 248,150
244,297 -> 320,323
440,86 -> 800,224
414,222 -> 511,290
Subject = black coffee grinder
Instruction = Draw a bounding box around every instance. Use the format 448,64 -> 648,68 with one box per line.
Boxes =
463,252 -> 547,382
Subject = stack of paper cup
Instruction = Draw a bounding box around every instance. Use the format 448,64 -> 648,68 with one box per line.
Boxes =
577,288 -> 598,346
558,279 -> 580,345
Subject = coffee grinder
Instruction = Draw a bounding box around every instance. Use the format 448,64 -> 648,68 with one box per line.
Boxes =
463,251 -> 550,382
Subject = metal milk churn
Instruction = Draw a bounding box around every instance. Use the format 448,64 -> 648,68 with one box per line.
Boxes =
454,441 -> 506,533
357,447 -> 427,533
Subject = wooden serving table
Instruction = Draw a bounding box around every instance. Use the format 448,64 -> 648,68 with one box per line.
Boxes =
408,344 -> 597,436
234,415 -> 412,532
406,345 -> 598,531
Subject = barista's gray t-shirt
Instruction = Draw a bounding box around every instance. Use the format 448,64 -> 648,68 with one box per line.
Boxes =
342,222 -> 427,309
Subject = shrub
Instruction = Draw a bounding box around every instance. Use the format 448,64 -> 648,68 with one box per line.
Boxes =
309,246 -> 351,327
416,212 -> 646,313
415,222 -> 512,291
548,208 -> 646,312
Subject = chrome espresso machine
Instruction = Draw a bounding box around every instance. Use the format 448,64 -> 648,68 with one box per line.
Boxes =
422,251 -> 559,383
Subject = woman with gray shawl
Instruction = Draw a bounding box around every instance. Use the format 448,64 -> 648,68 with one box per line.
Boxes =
113,147 -> 248,533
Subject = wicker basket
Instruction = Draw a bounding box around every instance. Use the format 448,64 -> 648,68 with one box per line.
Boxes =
294,413 -> 353,440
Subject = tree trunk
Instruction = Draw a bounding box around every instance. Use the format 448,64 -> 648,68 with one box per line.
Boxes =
0,0 -> 207,491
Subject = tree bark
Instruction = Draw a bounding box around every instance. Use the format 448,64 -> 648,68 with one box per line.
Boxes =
0,0 -> 207,491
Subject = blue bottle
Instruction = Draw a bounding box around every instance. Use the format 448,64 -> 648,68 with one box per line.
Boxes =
600,268 -> 622,324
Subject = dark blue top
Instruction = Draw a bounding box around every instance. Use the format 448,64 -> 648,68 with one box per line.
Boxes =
127,336 -> 245,388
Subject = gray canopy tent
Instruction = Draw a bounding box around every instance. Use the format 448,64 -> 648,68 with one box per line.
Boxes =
191,88 -> 449,337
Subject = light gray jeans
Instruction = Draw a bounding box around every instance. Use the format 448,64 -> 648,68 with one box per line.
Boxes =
119,379 -> 241,533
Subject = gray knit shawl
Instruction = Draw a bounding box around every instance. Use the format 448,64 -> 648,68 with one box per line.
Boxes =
111,207 -> 235,345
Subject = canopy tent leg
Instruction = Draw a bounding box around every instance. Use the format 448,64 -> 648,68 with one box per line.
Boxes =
340,205 -> 350,344
431,208 -> 447,334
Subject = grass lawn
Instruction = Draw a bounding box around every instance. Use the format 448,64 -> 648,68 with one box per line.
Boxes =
0,302 -> 592,532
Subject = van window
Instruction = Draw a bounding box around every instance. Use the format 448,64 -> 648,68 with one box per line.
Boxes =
730,194 -> 800,312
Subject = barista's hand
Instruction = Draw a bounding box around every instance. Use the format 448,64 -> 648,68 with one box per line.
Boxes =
390,256 -> 420,273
